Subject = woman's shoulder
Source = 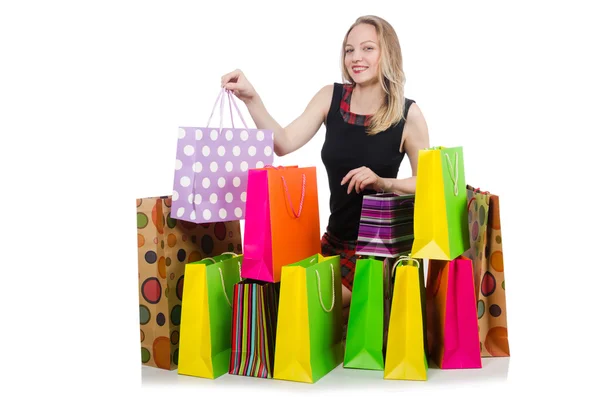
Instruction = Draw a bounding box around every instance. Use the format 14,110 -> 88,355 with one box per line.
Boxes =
312,84 -> 336,105
405,99 -> 422,119
329,82 -> 354,92
403,101 -> 427,136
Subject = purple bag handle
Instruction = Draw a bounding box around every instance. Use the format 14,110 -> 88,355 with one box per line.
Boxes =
188,89 -> 251,217
205,88 -> 249,133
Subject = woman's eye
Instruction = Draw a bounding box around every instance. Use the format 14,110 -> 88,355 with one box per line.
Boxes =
345,49 -> 353,53
365,47 -> 373,51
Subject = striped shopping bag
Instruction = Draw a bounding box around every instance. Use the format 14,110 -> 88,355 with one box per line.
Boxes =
229,280 -> 280,378
355,193 -> 415,258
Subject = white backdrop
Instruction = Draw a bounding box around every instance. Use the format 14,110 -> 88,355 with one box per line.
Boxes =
1,1 -> 598,396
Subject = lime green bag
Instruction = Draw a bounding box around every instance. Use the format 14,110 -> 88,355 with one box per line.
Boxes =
273,254 -> 344,383
343,257 -> 385,370
411,146 -> 469,260
177,253 -> 242,379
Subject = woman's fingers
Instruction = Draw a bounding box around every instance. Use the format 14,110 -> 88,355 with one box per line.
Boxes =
359,175 -> 375,191
224,82 -> 240,91
341,166 -> 364,186
221,69 -> 242,87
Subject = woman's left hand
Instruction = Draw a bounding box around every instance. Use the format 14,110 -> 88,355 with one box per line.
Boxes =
341,166 -> 386,194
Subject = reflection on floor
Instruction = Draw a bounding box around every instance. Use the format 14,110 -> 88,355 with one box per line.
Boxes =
142,357 -> 510,391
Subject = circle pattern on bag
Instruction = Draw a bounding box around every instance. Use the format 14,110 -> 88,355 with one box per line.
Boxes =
171,127 -> 274,223
141,278 -> 161,304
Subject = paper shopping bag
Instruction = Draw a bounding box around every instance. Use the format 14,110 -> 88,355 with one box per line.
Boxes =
273,254 -> 343,383
343,257 -> 385,370
136,195 -> 242,370
355,193 -> 415,258
383,257 -> 428,381
171,88 -> 274,223
229,280 -> 280,378
241,165 -> 321,283
411,146 -> 469,260
464,185 -> 510,357
426,256 -> 482,369
177,253 -> 242,379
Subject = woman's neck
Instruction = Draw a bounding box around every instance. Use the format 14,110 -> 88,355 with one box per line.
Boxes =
351,81 -> 385,115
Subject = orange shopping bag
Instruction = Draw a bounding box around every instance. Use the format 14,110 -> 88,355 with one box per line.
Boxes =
241,166 -> 321,283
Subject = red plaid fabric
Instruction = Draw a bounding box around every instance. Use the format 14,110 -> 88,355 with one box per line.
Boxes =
321,231 -> 361,291
339,84 -> 372,126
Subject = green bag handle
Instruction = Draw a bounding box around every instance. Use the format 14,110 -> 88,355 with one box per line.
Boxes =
315,264 -> 335,313
217,252 -> 242,308
310,257 -> 335,313
444,152 -> 459,196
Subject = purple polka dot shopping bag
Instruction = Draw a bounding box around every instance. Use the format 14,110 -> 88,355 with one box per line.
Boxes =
171,89 -> 274,224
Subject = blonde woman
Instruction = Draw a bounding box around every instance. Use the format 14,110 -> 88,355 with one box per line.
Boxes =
221,15 -> 430,323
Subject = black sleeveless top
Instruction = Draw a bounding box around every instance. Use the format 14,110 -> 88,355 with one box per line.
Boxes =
320,83 -> 415,241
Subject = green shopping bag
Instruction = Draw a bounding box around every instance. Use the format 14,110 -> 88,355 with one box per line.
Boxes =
273,254 -> 344,383
343,257 -> 385,370
411,146 -> 470,260
177,253 -> 242,379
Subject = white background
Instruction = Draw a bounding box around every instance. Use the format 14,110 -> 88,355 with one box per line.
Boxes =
1,0 -> 598,396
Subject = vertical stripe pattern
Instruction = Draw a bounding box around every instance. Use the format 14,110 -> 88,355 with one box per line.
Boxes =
229,282 -> 280,378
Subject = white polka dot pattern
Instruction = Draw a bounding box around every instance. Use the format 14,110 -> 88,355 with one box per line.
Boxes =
171,127 -> 274,223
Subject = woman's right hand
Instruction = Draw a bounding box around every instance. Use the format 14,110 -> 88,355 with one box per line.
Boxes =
221,69 -> 258,105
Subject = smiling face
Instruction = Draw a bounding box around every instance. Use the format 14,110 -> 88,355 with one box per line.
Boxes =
344,23 -> 381,85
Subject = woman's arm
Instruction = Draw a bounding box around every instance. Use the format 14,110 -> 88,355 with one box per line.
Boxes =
222,69 -> 332,157
380,103 -> 430,194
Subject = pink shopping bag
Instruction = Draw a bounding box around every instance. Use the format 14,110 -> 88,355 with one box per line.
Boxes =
241,166 -> 321,283
426,256 -> 482,369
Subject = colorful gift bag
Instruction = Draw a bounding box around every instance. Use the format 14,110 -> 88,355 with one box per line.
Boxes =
384,256 -> 428,381
426,256 -> 482,369
171,88 -> 274,224
273,254 -> 343,383
229,281 -> 280,379
411,146 -> 469,260
464,185 -> 510,357
241,165 -> 321,283
177,253 -> 242,379
136,195 -> 242,370
343,257 -> 385,370
355,193 -> 415,258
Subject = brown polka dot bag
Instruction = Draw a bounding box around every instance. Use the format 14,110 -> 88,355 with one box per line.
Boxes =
463,186 -> 510,357
136,195 -> 242,369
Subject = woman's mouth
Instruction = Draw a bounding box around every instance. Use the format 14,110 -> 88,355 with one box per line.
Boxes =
352,66 -> 368,74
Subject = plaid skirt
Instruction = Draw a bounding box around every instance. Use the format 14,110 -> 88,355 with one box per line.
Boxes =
320,231 -> 360,291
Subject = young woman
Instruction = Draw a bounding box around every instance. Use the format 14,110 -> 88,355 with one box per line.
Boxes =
221,15 -> 430,322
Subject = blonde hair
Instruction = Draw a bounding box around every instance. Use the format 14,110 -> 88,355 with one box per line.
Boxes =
341,15 -> 406,135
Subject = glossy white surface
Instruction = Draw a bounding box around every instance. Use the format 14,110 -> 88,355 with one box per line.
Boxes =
141,357 -> 510,392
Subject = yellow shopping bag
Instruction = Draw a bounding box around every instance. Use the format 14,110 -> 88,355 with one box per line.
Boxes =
273,254 -> 343,383
384,256 -> 428,381
411,146 -> 469,260
177,253 -> 242,379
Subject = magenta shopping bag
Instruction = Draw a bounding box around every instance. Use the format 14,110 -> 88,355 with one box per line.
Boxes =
171,89 -> 274,223
240,168 -> 273,281
241,166 -> 321,283
426,256 -> 482,369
